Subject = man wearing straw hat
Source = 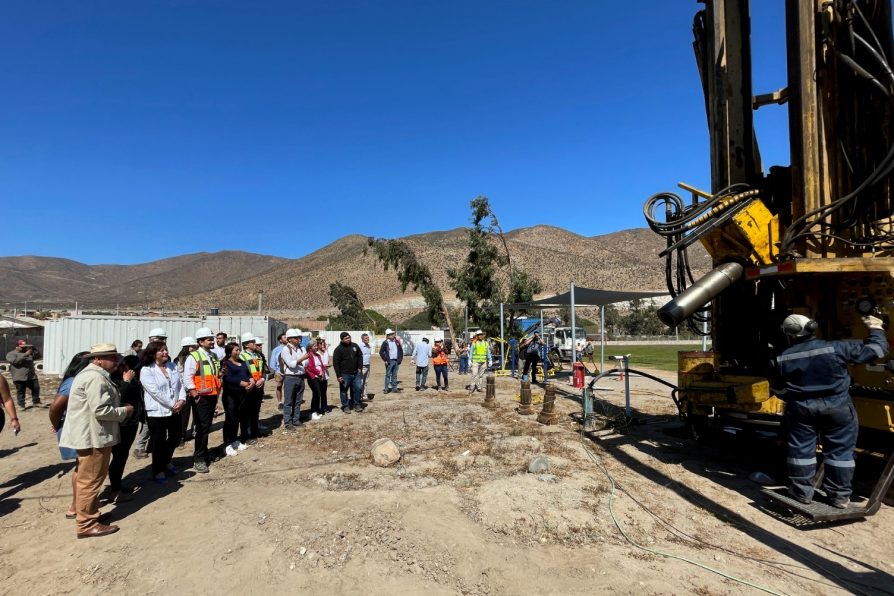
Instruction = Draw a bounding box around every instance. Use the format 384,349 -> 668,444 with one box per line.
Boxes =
59,343 -> 134,539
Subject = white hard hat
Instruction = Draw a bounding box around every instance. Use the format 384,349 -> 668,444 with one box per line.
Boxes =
149,327 -> 168,338
385,328 -> 394,335
241,331 -> 257,344
781,314 -> 816,338
255,336 -> 265,345
285,328 -> 302,338
180,336 -> 197,347
195,327 -> 214,339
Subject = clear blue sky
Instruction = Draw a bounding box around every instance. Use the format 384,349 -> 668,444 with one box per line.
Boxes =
1,1 -> 789,265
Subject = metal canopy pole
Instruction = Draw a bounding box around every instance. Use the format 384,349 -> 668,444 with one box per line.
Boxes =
499,302 -> 505,369
571,282 -> 577,370
600,304 -> 606,373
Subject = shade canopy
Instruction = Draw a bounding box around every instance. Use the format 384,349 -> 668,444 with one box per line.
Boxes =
505,287 -> 666,310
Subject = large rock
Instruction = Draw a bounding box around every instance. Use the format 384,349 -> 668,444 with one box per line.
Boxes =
370,438 -> 401,467
527,455 -> 552,474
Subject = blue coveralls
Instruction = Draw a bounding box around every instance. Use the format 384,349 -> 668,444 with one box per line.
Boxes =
772,328 -> 887,503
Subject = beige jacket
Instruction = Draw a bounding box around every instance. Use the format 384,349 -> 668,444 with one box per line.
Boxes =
59,363 -> 130,450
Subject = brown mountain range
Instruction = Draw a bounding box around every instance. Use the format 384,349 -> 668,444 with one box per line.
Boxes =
0,226 -> 711,317
0,252 -> 288,307
170,225 -> 711,317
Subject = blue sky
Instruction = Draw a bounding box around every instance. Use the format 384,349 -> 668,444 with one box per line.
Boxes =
1,1 -> 789,264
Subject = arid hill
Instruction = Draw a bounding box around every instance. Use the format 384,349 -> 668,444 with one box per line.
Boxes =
0,252 -> 288,306
1,226 -> 711,316
169,226 -> 712,316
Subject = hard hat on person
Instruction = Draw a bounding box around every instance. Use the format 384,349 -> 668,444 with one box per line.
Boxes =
286,328 -> 303,338
195,327 -> 214,339
781,314 -> 816,338
241,332 -> 257,344
181,336 -> 197,347
255,336 -> 265,345
385,328 -> 395,335
149,327 -> 168,338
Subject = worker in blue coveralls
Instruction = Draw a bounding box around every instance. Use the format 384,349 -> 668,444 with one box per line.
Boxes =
772,313 -> 887,508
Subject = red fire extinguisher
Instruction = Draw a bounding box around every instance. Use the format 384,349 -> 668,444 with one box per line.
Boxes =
573,362 -> 585,389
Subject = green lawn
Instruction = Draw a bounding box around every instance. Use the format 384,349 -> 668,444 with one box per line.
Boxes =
589,344 -> 704,372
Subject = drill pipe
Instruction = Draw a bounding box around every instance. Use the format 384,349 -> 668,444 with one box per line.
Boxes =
658,262 -> 744,327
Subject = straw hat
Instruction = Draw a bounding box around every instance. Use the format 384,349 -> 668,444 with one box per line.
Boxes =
84,343 -> 121,358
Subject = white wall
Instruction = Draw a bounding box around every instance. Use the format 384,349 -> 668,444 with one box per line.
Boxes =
44,315 -> 286,375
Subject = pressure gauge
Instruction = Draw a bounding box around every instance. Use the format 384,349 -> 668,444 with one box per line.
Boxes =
856,297 -> 875,315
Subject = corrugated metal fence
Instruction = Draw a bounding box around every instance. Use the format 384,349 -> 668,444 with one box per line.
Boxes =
43,315 -> 286,376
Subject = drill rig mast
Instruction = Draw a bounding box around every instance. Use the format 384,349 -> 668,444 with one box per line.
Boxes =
645,0 -> 894,521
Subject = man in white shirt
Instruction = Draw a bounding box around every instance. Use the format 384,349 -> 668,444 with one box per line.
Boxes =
412,338 -> 432,391
182,327 -> 221,473
279,329 -> 309,430
211,332 -> 228,360
359,333 -> 373,400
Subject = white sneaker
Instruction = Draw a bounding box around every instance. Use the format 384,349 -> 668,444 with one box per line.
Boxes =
225,445 -> 238,457
234,441 -> 247,451
311,412 -> 321,421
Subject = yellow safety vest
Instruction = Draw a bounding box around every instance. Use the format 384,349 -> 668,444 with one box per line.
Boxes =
191,350 -> 221,395
471,340 -> 488,363
240,351 -> 263,381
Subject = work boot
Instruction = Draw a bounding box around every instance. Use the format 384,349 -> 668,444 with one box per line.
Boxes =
77,523 -> 120,539
193,461 -> 210,474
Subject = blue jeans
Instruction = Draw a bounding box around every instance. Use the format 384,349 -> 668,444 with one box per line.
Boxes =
434,364 -> 448,388
339,372 -> 363,408
785,394 -> 858,503
282,375 -> 305,426
459,355 -> 469,374
385,360 -> 399,391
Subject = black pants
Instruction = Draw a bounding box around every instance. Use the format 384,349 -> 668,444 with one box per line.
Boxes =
180,401 -> 192,440
522,355 -> 540,384
247,388 -> 263,438
13,379 -> 40,406
191,395 -> 218,464
309,377 -> 328,414
222,388 -> 250,445
148,414 -> 182,476
108,423 -> 138,490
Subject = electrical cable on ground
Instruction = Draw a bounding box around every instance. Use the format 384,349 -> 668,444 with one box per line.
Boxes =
578,427 -> 787,596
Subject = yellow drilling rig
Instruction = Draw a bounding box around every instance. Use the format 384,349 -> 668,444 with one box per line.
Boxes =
645,0 -> 894,522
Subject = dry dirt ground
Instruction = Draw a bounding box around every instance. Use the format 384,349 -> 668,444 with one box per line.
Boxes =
1,362 -> 893,595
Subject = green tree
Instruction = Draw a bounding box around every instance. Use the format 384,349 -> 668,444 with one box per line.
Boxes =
622,299 -> 668,336
328,282 -> 369,330
447,196 -> 541,337
365,238 -> 456,344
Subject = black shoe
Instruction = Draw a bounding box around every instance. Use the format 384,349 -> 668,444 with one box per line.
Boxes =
443,386 -> 449,391
383,389 -> 391,394
366,394 -> 375,401
415,386 -> 420,391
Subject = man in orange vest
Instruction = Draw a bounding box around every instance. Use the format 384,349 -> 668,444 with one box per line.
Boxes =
183,327 -> 221,473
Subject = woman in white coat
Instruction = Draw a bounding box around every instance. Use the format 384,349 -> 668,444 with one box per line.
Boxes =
139,341 -> 187,484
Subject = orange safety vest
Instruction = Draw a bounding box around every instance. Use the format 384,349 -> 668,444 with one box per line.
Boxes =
432,348 -> 448,366
240,351 -> 263,381
191,350 -> 221,395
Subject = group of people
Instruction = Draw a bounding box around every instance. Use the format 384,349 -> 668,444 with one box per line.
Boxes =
36,325 -> 299,539
2,309 -> 878,540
